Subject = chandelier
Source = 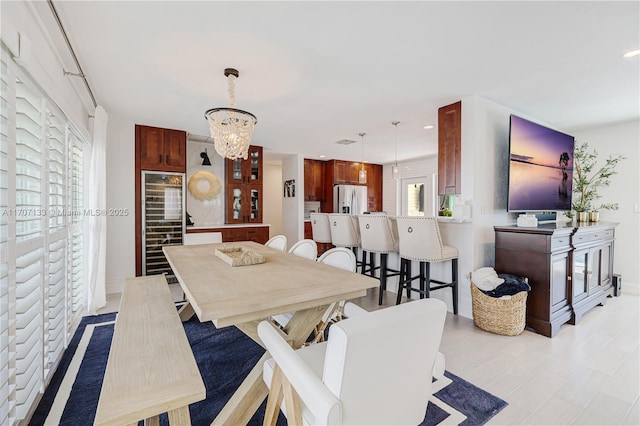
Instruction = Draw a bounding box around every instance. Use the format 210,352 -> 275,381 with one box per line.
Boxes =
358,132 -> 367,184
204,68 -> 257,160
391,121 -> 400,179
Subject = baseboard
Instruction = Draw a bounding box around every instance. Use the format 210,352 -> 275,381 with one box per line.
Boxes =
106,279 -> 124,295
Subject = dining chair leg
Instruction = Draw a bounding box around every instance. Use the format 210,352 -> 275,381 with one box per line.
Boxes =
379,253 -> 388,305
452,258 -> 459,315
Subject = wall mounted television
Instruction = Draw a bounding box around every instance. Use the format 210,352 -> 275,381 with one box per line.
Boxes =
507,115 -> 574,212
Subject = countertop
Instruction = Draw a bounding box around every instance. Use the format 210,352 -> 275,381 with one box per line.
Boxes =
187,223 -> 271,230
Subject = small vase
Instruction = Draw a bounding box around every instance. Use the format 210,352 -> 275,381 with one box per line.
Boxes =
589,211 -> 599,222
578,212 -> 588,222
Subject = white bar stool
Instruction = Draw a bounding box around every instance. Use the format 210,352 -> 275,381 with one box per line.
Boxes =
358,214 -> 401,305
327,214 -> 366,274
309,213 -> 332,255
395,216 -> 459,314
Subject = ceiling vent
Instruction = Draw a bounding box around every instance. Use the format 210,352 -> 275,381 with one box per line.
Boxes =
335,139 -> 357,145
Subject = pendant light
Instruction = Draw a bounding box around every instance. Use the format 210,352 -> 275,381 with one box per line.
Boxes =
391,121 -> 400,179
358,132 -> 367,184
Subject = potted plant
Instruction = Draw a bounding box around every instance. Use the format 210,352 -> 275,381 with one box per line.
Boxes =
569,141 -> 626,222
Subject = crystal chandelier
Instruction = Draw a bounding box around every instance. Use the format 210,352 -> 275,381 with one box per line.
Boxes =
204,68 -> 257,160
391,121 -> 400,179
358,132 -> 367,184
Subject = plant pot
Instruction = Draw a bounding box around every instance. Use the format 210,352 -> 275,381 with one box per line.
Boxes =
589,211 -> 599,222
578,212 -> 588,222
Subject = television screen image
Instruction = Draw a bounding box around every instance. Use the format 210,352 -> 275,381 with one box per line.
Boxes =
508,115 -> 574,212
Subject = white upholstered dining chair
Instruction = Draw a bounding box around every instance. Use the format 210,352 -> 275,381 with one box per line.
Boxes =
265,234 -> 288,252
288,239 -> 318,260
258,298 -> 447,426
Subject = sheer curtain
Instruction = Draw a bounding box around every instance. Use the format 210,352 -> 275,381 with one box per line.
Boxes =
87,105 -> 108,313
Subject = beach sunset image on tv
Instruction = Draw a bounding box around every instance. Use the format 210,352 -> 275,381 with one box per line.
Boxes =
508,115 -> 575,212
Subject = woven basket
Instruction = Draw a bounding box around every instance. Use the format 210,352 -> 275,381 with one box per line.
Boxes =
470,280 -> 527,336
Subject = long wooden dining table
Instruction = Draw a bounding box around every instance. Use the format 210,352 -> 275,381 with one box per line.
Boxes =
163,241 -> 378,425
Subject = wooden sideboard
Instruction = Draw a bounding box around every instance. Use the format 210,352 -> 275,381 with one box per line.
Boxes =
494,221 -> 616,337
186,225 -> 270,244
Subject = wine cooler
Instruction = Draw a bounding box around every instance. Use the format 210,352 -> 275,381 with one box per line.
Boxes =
141,171 -> 185,283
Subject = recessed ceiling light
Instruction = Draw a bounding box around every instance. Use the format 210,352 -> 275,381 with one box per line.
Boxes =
623,49 -> 640,58
423,125 -> 434,130
319,155 -> 326,158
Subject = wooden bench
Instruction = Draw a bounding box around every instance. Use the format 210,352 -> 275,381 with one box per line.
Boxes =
94,275 -> 206,426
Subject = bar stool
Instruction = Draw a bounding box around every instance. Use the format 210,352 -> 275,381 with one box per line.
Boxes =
310,213 -> 332,255
327,214 -> 366,274
358,214 -> 401,305
395,216 -> 458,314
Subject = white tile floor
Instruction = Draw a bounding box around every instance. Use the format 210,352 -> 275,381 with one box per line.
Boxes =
98,287 -> 640,425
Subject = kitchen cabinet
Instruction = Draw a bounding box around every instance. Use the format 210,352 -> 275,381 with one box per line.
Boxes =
225,145 -> 263,184
224,145 -> 263,223
187,226 -> 269,244
437,101 -> 461,195
226,183 -> 262,224
570,225 -> 615,324
136,124 -> 186,172
332,160 -> 362,185
365,164 -> 383,211
304,159 -> 325,201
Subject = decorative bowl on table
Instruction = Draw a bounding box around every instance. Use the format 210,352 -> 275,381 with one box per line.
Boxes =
215,246 -> 265,267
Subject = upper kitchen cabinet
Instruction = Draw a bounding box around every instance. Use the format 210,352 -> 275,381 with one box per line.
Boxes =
365,163 -> 383,211
136,124 -> 186,172
225,145 -> 263,184
331,159 -> 362,185
437,101 -> 461,195
304,159 -> 325,201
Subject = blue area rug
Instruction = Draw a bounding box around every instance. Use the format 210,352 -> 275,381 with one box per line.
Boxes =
30,312 -> 507,425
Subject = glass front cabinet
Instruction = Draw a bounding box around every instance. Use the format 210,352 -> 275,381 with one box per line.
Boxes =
225,145 -> 263,223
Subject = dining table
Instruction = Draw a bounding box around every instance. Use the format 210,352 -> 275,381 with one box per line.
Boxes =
163,241 -> 378,426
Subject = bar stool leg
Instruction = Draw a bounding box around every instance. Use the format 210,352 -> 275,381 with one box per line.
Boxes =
424,261 -> 431,299
396,258 -> 407,305
452,258 -> 458,315
379,253 -> 388,305
405,259 -> 412,299
360,249 -> 368,275
369,252 -> 376,277
419,261 -> 426,299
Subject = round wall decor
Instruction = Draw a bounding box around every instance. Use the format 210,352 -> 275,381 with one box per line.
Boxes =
188,170 -> 221,201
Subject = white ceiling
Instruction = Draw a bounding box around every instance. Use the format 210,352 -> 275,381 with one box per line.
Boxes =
48,1 -> 639,164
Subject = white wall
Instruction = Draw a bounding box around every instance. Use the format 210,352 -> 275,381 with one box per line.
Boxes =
281,155 -> 304,246
263,162 -> 283,237
105,113 -> 136,294
185,141 -> 224,226
571,119 -> 639,295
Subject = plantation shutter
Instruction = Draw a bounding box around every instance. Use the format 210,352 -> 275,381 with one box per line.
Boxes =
68,130 -> 84,329
1,42 -> 89,424
46,104 -> 67,371
0,44 -> 16,426
14,74 -> 45,420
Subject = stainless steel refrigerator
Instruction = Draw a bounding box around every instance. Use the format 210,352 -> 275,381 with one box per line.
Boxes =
333,185 -> 368,215
141,171 -> 185,283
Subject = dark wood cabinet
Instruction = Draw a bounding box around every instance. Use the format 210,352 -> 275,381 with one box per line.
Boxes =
332,160 -> 362,185
136,124 -> 186,172
495,222 -> 616,337
186,226 -> 269,244
365,164 -> 383,211
304,159 -> 325,201
224,146 -> 263,223
569,226 -> 615,324
226,182 -> 262,224
225,145 -> 263,185
438,101 -> 461,195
